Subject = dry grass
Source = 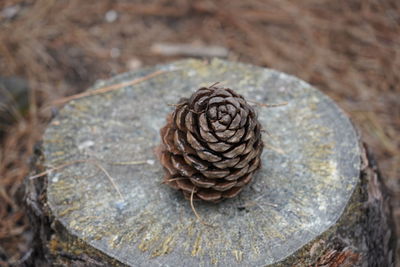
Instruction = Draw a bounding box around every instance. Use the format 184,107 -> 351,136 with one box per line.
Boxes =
0,0 -> 399,265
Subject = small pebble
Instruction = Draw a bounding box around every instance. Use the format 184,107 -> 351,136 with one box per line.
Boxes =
250,185 -> 262,193
78,140 -> 95,150
51,173 -> 60,183
115,200 -> 127,211
187,70 -> 196,77
110,47 -> 120,58
127,58 -> 142,70
1,5 -> 20,19
105,10 -> 118,23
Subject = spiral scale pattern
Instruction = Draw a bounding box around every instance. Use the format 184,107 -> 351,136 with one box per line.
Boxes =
159,86 -> 263,202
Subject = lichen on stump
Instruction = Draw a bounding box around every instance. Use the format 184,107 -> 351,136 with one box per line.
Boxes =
25,59 -> 395,266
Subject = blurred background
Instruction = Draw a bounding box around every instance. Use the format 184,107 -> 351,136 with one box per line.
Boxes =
0,0 -> 399,266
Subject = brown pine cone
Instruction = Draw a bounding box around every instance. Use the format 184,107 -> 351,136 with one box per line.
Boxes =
159,85 -> 263,202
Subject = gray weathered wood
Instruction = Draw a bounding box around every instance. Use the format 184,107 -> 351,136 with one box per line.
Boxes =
25,59 -> 395,266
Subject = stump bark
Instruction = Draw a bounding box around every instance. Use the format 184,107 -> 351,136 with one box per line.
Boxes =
25,59 -> 396,266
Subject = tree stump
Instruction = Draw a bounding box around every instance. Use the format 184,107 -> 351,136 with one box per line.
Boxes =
25,59 -> 395,266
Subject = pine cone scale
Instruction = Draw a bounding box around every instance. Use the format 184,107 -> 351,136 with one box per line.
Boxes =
184,111 -> 196,133
215,129 -> 236,140
159,85 -> 263,202
183,154 -> 208,171
197,189 -> 222,201
222,187 -> 243,199
202,169 -> 230,179
223,143 -> 246,158
176,178 -> 199,192
208,142 -> 231,152
226,128 -> 245,143
212,157 -> 240,169
225,165 -> 250,181
186,131 -> 203,151
190,175 -> 215,188
199,127 -> 218,143
235,173 -> 252,187
173,107 -> 184,130
170,155 -> 197,176
197,150 -> 221,162
212,180 -> 237,191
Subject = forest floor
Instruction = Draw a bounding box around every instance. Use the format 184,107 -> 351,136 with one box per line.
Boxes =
0,0 -> 399,265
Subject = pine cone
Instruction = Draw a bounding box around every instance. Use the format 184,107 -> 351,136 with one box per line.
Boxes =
159,85 -> 263,202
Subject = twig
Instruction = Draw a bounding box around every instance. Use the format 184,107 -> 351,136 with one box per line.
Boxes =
51,70 -> 167,105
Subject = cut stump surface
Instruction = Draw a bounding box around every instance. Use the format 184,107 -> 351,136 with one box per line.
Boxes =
26,59 -> 395,266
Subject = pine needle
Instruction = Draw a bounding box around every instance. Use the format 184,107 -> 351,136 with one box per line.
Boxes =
51,69 -> 167,105
248,100 -> 288,108
29,159 -> 124,200
208,81 -> 221,88
263,142 -> 286,155
29,159 -> 88,180
162,177 -> 188,184
190,188 -> 215,228
91,161 -> 124,200
107,160 -> 148,165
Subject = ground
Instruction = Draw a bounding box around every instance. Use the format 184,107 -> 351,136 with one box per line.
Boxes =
0,0 -> 399,266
